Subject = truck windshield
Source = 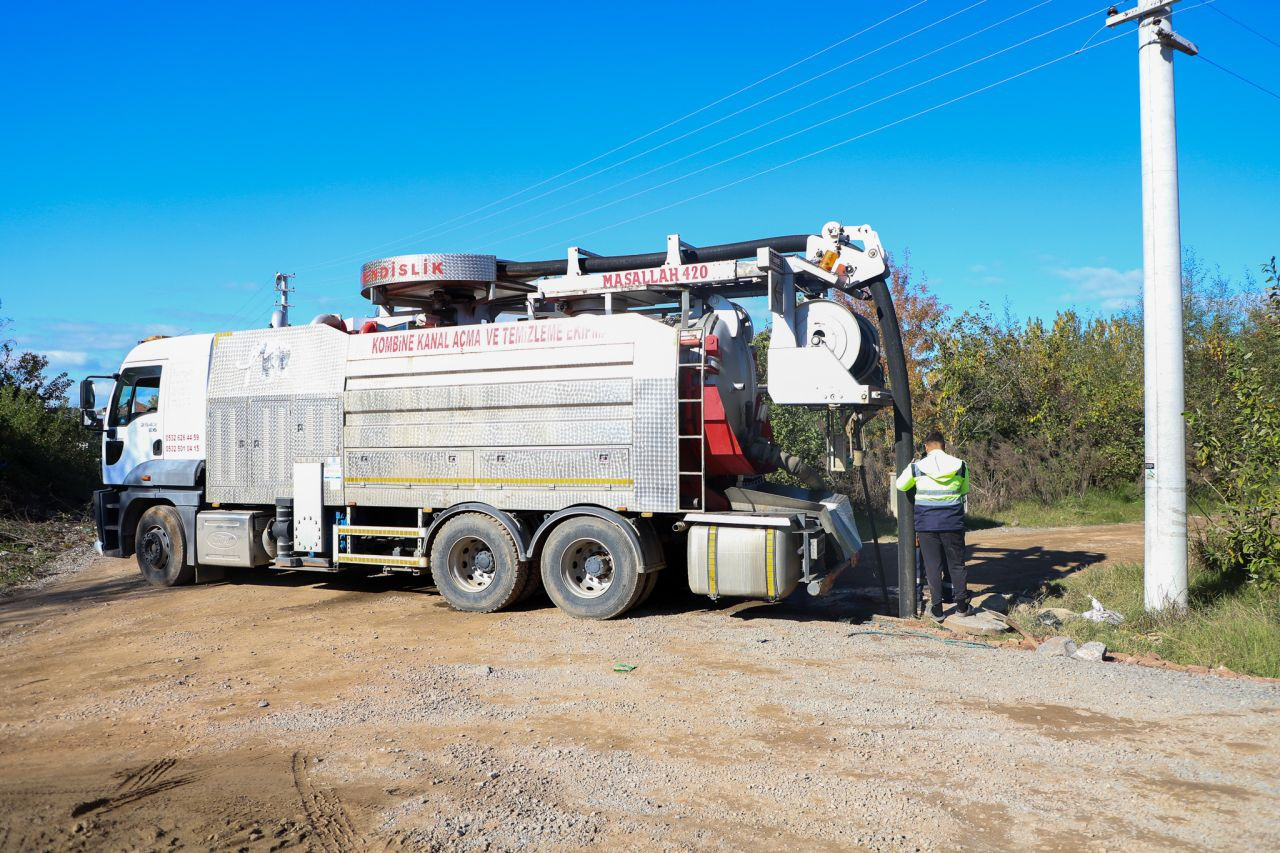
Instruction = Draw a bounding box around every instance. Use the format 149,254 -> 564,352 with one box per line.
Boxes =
110,366 -> 162,427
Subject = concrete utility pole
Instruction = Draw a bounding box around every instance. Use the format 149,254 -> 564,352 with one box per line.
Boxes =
1107,1 -> 1197,612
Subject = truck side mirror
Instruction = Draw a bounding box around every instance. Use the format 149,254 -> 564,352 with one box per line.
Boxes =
78,378 -> 104,432
79,378 -> 95,411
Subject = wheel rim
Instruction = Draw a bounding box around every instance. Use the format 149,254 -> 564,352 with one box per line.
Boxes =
448,536 -> 497,592
560,538 -> 613,599
138,524 -> 171,573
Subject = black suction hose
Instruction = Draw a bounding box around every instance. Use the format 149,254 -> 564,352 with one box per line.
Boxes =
748,440 -> 826,491
499,235 -> 811,279
868,276 -> 916,618
852,417 -> 890,609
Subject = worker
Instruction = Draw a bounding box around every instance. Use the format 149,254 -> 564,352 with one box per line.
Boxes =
895,430 -> 971,622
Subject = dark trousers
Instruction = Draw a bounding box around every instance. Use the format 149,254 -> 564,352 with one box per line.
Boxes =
918,530 -> 967,607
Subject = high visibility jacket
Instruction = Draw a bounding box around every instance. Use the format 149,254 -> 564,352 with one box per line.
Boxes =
895,449 -> 970,532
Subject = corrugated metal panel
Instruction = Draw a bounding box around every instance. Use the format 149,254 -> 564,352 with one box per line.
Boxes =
344,420 -> 632,449
344,403 -> 624,426
206,326 -> 345,505
344,379 -> 633,412
343,485 -> 638,512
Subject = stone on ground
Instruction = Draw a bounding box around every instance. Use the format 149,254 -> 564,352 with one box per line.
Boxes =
1035,635 -> 1078,657
971,592 -> 1009,614
943,611 -> 1011,636
1037,607 -> 1078,627
1072,641 -> 1107,662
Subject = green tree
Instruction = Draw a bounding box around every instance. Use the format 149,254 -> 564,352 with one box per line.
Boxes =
1187,257 -> 1280,587
0,309 -> 99,514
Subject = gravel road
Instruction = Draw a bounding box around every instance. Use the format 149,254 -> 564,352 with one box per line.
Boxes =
0,525 -> 1276,851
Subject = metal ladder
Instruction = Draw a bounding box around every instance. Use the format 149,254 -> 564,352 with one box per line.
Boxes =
677,329 -> 707,510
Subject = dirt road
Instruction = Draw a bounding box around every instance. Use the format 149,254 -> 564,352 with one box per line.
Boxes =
2,524 -> 1277,851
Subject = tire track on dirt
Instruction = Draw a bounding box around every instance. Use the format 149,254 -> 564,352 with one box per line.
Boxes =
292,751 -> 361,852
113,757 -> 176,791
71,758 -> 196,817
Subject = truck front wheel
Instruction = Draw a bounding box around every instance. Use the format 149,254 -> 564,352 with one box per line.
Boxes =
540,516 -> 645,619
135,505 -> 194,587
429,513 -> 528,613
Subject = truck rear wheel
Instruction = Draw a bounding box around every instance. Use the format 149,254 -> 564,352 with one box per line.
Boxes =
135,505 -> 194,587
430,513 -> 527,613
540,516 -> 645,619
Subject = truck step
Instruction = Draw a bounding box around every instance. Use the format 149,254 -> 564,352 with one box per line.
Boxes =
335,553 -> 428,569
271,557 -> 338,572
337,525 -> 426,538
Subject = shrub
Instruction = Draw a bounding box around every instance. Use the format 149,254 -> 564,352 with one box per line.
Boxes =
1187,258 -> 1280,587
0,317 -> 99,516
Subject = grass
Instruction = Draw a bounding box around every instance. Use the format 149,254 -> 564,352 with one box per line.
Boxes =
971,487 -> 1145,529
1009,559 -> 1280,679
969,487 -> 1226,530
859,487 -> 1148,537
0,513 -> 93,591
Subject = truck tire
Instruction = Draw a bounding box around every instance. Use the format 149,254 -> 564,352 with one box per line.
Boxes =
135,505 -> 194,587
540,516 -> 645,619
516,566 -> 544,604
430,513 -> 527,613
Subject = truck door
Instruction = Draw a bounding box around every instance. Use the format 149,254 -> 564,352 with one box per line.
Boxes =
104,364 -> 164,484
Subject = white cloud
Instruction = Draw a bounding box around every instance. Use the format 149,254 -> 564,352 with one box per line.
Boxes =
969,262 -> 1003,285
40,349 -> 90,367
10,320 -> 188,378
28,320 -> 187,352
1051,265 -> 1142,310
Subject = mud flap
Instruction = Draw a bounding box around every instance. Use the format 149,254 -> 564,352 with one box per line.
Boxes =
194,564 -> 226,584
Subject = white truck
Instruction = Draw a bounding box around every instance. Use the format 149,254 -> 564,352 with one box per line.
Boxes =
78,220 -> 911,619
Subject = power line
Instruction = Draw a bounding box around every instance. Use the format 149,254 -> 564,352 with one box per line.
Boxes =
1197,52 -> 1280,100
521,31 -> 1130,257
491,4 -> 1114,252
288,0 -> 931,274
358,0 -> 992,253
1209,3 -> 1280,50
490,0 -> 1056,239
496,0 -> 1225,260
225,283 -> 267,323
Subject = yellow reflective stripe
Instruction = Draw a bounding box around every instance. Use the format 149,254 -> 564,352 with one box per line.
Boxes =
707,526 -> 718,597
765,527 -> 776,598
346,476 -> 633,487
336,553 -> 426,567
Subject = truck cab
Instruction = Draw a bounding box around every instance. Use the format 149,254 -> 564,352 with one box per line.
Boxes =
82,335 -> 213,578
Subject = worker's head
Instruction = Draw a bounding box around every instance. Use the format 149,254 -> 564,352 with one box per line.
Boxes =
923,430 -> 946,452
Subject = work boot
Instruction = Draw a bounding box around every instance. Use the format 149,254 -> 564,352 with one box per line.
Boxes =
953,597 -> 974,618
928,603 -> 944,623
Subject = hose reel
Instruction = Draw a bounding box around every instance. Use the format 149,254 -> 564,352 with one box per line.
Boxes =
793,299 -> 882,384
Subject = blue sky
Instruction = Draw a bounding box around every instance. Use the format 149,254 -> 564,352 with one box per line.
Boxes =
2,0 -> 1277,379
